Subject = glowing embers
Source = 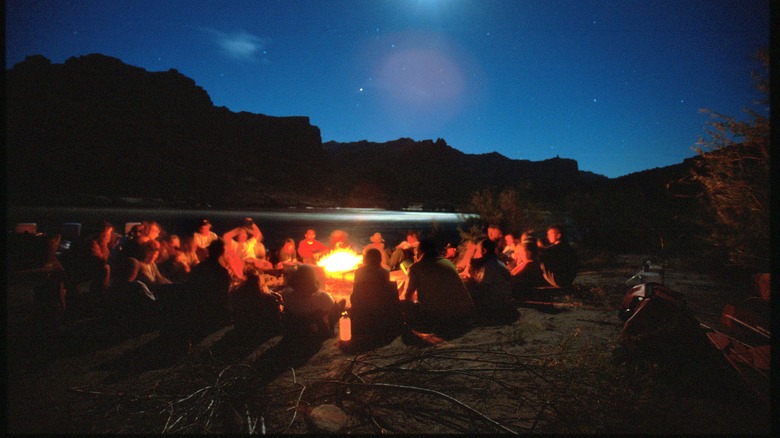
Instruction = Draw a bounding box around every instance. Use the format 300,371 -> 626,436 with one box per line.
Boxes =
317,247 -> 362,279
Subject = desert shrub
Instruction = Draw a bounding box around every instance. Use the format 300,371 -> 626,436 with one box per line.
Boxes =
688,49 -> 770,272
459,187 -> 552,240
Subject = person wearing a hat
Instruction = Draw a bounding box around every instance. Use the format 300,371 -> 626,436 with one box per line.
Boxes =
388,230 -> 420,271
362,232 -> 390,270
193,219 -> 218,260
444,241 -> 459,264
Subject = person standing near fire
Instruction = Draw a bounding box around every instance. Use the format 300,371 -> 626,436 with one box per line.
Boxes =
298,229 -> 327,265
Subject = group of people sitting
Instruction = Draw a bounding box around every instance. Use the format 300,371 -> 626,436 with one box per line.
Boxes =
461,224 -> 579,294
348,224 -> 578,348
56,217 -> 577,354
53,218 -> 354,344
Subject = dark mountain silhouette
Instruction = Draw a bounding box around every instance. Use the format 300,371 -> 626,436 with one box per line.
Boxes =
322,139 -> 610,209
7,54 -> 698,212
6,54 -> 326,208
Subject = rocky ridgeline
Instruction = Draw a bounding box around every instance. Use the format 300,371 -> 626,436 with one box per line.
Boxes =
8,54 -> 693,211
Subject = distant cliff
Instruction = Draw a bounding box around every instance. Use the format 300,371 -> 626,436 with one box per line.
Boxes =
6,54 -> 325,208
7,54 -> 613,210
323,138 -> 602,209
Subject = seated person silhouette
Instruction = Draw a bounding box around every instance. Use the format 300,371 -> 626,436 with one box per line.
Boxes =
346,248 -> 402,351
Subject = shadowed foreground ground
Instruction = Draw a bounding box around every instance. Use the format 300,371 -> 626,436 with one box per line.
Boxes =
6,255 -> 770,434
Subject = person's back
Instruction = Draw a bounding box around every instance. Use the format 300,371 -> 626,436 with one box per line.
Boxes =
404,239 -> 474,330
189,250 -> 231,299
281,264 -> 339,341
187,239 -> 232,337
362,232 -> 390,270
122,222 -> 152,262
350,249 -> 400,347
232,272 -> 282,337
353,256 -> 389,288
465,238 -> 513,320
67,222 -> 114,305
512,259 -> 546,296
282,287 -> 336,320
106,256 -> 160,335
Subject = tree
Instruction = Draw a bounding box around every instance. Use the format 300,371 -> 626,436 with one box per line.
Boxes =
459,186 -> 547,240
690,49 -> 770,271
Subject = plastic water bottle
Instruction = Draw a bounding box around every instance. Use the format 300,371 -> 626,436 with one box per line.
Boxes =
338,311 -> 351,342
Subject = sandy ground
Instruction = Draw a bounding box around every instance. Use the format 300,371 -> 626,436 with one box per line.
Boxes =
5,255 -> 771,434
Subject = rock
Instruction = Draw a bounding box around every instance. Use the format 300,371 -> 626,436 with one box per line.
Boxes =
307,403 -> 348,433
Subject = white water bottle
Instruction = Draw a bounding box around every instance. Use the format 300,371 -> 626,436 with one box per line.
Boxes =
338,311 -> 351,342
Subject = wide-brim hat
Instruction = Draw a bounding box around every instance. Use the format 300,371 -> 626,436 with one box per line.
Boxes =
370,232 -> 384,243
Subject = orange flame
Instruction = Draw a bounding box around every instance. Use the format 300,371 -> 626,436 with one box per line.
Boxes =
317,247 -> 362,277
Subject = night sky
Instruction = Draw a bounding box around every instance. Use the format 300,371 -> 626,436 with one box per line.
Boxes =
5,0 -> 770,178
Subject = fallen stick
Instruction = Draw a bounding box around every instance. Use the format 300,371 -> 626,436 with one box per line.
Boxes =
319,380 -> 519,434
518,300 -> 602,310
721,314 -> 770,339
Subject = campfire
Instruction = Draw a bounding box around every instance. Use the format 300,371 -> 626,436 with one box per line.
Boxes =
317,247 -> 363,281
